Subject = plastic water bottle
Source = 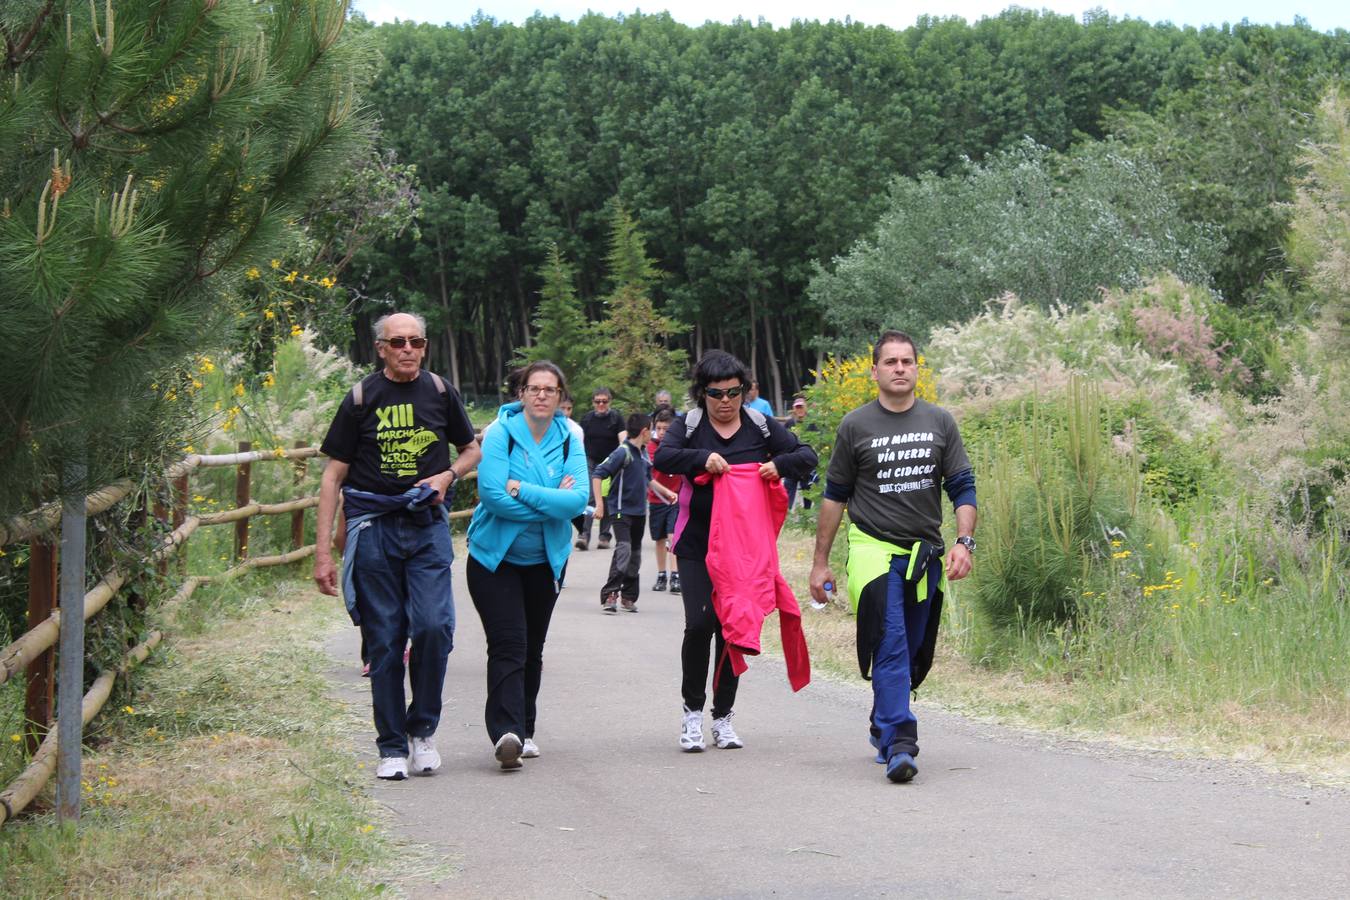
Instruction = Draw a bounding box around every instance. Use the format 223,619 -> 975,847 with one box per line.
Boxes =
811,580 -> 833,611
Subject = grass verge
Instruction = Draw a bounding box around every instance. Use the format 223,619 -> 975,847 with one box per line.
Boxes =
773,526 -> 1350,785
0,569 -> 406,897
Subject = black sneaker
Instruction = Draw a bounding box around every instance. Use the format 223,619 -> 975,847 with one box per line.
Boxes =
597,536 -> 612,550
670,573 -> 682,594
652,572 -> 668,592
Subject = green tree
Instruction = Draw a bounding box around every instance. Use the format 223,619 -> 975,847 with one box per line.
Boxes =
808,139 -> 1220,352
0,0 -> 372,515
591,204 -> 687,412
512,243 -> 599,388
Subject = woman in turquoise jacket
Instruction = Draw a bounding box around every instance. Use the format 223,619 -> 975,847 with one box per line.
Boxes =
467,361 -> 589,769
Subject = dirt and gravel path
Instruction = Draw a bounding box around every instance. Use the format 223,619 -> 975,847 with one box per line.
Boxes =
324,542 -> 1349,899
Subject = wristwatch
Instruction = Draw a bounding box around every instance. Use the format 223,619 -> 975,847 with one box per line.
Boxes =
508,484 -> 520,498
956,535 -> 976,555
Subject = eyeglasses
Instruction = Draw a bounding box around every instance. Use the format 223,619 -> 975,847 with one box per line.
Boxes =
379,336 -> 427,349
523,385 -> 559,397
592,397 -> 609,404
704,386 -> 744,400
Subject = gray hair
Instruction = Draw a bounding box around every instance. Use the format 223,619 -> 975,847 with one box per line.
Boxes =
373,311 -> 427,342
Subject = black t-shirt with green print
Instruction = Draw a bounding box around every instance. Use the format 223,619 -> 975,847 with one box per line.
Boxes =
321,370 -> 476,494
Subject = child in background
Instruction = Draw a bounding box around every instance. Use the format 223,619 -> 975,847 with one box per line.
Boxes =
591,413 -> 670,613
647,406 -> 682,594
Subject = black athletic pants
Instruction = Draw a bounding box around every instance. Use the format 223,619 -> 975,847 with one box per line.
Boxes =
467,556 -> 559,744
600,514 -> 645,602
678,555 -> 739,718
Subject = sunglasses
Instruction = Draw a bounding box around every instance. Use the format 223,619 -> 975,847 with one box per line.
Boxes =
592,397 -> 610,404
704,386 -> 744,400
380,336 -> 427,349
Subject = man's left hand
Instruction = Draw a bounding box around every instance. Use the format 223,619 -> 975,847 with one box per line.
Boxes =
417,469 -> 456,505
946,543 -> 973,581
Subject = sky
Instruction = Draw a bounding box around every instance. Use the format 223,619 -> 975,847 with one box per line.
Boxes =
352,1 -> 1348,32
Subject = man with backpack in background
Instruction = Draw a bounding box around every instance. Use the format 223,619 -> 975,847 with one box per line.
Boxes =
577,386 -> 624,550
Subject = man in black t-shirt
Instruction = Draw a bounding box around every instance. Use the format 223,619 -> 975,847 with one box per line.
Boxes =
314,312 -> 481,782
809,330 -> 977,785
577,386 -> 624,550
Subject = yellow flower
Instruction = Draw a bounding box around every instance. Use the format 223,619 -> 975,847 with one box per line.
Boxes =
283,270 -> 298,284
263,309 -> 275,320
290,324 -> 304,337
122,706 -> 135,714
1111,550 -> 1132,559
361,824 -> 375,833
233,382 -> 245,397
10,734 -> 20,742
262,373 -> 276,388
270,259 -> 281,269
1110,540 -> 1122,548
245,266 -> 261,280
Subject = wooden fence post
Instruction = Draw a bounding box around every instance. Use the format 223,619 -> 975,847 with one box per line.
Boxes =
291,441 -> 308,550
24,540 -> 58,756
234,441 -> 251,560
172,473 -> 188,575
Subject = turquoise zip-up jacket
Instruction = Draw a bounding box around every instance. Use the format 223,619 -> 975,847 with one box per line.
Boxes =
467,402 -> 588,579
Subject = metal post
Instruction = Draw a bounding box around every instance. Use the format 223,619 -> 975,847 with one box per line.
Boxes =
56,460 -> 88,823
234,441 -> 252,560
24,539 -> 58,755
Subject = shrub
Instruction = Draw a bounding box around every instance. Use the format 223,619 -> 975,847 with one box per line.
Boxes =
965,377 -> 1143,629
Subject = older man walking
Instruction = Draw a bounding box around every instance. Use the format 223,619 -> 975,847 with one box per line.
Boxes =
314,312 -> 481,780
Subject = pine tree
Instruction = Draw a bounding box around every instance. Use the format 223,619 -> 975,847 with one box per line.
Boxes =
0,1 -> 373,516
592,204 -> 687,412
512,243 -> 599,389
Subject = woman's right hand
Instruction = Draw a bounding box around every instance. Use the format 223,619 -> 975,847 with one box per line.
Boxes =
560,474 -> 575,490
705,452 -> 729,475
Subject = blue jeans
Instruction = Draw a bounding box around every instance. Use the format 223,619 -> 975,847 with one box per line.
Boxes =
352,511 -> 456,758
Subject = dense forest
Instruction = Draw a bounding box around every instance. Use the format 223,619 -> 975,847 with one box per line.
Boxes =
338,9 -> 1348,406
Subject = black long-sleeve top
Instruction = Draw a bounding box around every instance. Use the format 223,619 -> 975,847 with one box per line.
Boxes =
654,408 -> 818,560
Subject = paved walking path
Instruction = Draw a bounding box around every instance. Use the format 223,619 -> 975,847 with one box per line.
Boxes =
324,542 -> 1350,899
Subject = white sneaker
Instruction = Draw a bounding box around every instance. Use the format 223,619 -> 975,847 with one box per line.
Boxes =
521,738 -> 540,759
376,756 -> 408,780
680,705 -> 705,752
495,732 -> 523,769
410,735 -> 441,774
711,711 -> 743,749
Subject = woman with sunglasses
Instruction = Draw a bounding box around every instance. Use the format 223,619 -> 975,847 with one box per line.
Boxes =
654,350 -> 817,751
467,361 -> 589,769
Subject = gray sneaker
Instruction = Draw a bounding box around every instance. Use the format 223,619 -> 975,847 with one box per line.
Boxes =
602,592 -> 619,614
711,711 -> 743,749
410,735 -> 441,774
680,705 -> 705,752
376,756 -> 408,780
522,738 -> 540,758
495,732 -> 523,770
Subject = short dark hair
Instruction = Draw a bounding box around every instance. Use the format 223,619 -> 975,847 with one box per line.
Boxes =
689,349 -> 751,407
515,360 -> 568,399
626,412 -> 651,435
873,330 -> 918,364
592,386 -> 613,400
652,405 -> 675,425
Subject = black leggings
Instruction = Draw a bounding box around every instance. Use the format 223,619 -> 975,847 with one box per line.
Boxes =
678,555 -> 739,718
467,556 -> 559,743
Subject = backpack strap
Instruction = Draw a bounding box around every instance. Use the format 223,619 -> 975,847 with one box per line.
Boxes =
426,371 -> 447,395
351,372 -> 381,408
684,406 -> 770,439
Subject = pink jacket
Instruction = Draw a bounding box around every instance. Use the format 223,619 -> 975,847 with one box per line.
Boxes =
703,463 -> 811,692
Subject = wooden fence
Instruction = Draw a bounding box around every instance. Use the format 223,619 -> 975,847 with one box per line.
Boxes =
0,441 -> 478,826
